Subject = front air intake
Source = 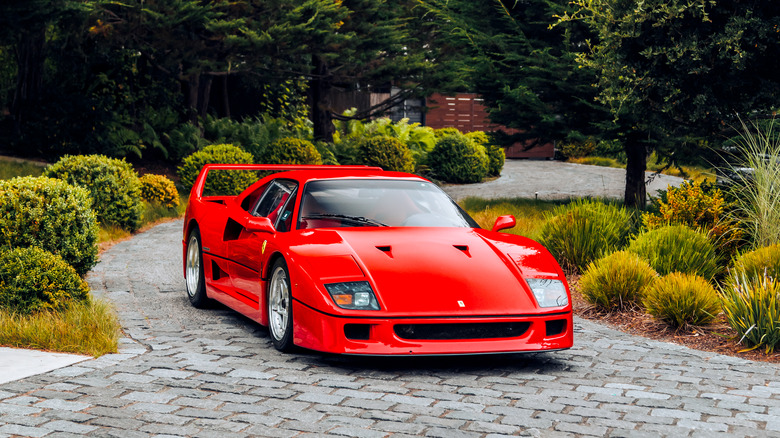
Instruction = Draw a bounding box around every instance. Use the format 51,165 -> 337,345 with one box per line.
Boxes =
394,322 -> 530,340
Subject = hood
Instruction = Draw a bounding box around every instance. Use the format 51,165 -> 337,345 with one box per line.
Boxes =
293,227 -> 554,316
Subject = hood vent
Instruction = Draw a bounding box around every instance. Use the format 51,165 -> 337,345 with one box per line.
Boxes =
376,245 -> 393,257
453,244 -> 471,257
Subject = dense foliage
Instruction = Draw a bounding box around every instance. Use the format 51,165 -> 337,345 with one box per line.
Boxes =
44,155 -> 144,232
539,199 -> 634,273
260,137 -> 322,165
427,133 -> 489,183
627,225 -> 720,281
721,273 -> 780,354
139,174 -> 179,209
355,136 -> 414,173
178,144 -> 256,196
643,272 -> 720,328
580,251 -> 657,310
0,246 -> 90,315
0,176 -> 98,276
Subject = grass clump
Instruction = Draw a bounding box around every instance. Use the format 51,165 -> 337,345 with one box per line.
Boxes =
721,273 -> 780,354
0,298 -> 119,357
643,272 -> 721,328
627,224 -> 720,281
0,159 -> 45,180
725,119 -> 780,248
460,197 -> 564,241
539,199 -> 634,273
580,251 -> 657,310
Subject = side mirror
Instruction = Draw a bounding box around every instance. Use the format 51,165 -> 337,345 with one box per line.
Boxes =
492,215 -> 516,233
244,216 -> 275,234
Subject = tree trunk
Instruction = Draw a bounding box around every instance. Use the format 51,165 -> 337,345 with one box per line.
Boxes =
221,75 -> 231,119
198,75 -> 212,120
624,133 -> 647,209
186,73 -> 200,124
11,27 -> 46,136
311,56 -> 335,142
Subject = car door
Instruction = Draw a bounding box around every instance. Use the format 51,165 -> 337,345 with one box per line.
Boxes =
226,179 -> 298,319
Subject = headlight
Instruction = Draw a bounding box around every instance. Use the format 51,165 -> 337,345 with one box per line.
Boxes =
526,278 -> 568,308
324,281 -> 381,310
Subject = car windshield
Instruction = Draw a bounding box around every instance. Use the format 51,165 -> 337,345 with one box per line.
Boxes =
297,179 -> 479,229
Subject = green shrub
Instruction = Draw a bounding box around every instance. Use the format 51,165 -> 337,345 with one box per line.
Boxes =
721,273 -> 780,353
178,144 -> 256,196
0,247 -> 90,315
163,122 -> 207,163
355,136 -> 414,172
428,133 -> 489,183
0,176 -> 98,275
260,137 -> 322,165
580,251 -> 658,310
434,127 -> 461,138
139,174 -> 180,209
44,155 -> 144,232
643,272 -> 721,328
539,199 -> 634,273
627,225 -> 720,280
466,131 -> 505,177
314,141 -> 339,165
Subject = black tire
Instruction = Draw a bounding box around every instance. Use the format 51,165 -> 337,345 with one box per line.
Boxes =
185,227 -> 211,308
267,258 -> 294,352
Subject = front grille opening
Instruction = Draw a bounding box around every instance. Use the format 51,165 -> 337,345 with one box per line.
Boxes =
394,322 -> 530,340
344,324 -> 371,340
545,319 -> 567,336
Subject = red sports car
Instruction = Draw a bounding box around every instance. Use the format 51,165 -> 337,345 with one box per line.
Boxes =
182,164 -> 572,355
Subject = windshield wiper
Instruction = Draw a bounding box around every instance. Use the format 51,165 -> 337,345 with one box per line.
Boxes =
302,213 -> 388,227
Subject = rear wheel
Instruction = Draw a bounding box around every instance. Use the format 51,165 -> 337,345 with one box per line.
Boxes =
185,228 -> 211,308
268,258 -> 294,352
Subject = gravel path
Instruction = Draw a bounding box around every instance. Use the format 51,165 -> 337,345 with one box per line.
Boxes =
443,160 -> 685,201
1,164 -> 778,438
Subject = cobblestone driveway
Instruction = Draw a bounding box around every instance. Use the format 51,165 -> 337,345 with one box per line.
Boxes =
2,198 -> 779,437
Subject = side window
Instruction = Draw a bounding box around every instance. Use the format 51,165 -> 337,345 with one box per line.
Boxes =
253,180 -> 298,230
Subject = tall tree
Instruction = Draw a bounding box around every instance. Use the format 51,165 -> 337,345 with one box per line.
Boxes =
560,0 -> 780,208
419,0 -> 606,146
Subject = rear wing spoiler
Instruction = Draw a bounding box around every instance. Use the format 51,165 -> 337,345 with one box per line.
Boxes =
190,164 -> 383,199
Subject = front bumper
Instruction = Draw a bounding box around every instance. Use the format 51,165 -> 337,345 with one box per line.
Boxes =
291,301 -> 573,355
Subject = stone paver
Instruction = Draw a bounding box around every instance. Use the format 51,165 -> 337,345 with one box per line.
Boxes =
0,162 -> 776,437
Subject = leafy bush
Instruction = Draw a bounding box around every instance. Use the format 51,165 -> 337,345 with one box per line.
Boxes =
466,131 -> 505,177
355,136 -> 414,172
260,137 -> 322,165
428,133 -> 489,183
580,251 -> 658,310
0,247 -> 90,315
627,225 -> 720,280
44,155 -> 144,232
0,176 -> 98,275
165,122 -> 207,162
434,127 -> 461,138
139,174 -> 180,208
314,141 -> 339,165
178,144 -> 256,196
643,272 -> 721,328
644,180 -> 744,257
539,199 -> 634,273
721,273 -> 780,353
560,138 -> 597,159
203,115 -> 314,163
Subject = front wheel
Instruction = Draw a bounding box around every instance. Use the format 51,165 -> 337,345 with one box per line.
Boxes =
185,228 -> 211,308
268,258 -> 294,352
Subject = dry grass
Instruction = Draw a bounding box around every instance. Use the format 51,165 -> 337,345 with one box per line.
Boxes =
0,298 -> 120,357
569,155 -> 716,183
460,197 -> 565,241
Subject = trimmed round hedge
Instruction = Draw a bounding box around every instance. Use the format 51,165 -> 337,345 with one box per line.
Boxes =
627,224 -> 720,280
44,155 -> 144,232
356,136 -> 414,172
178,144 -> 256,196
139,174 -> 180,208
0,246 -> 90,314
428,133 -> 489,183
261,137 -> 322,165
0,176 -> 98,276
